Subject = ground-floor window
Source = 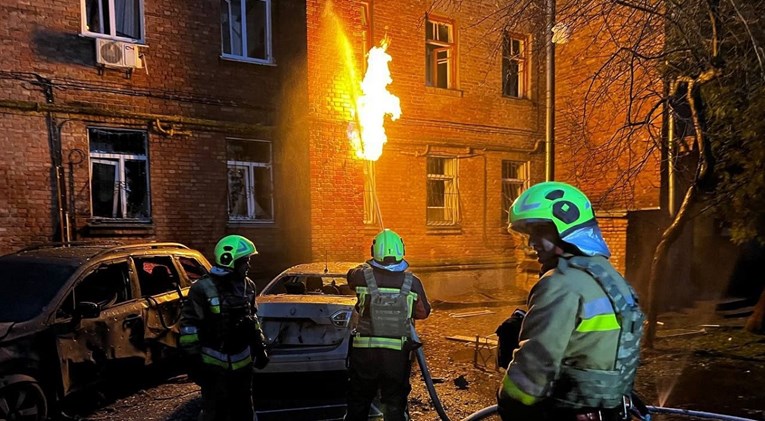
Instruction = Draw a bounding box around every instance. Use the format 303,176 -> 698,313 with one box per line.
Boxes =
89,128 -> 150,220
502,160 -> 530,224
227,138 -> 273,222
427,156 -> 459,225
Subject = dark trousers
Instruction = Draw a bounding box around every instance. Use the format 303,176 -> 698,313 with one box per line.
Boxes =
345,347 -> 412,421
199,366 -> 255,421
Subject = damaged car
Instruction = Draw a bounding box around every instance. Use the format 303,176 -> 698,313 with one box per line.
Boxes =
0,242 -> 210,420
256,262 -> 360,374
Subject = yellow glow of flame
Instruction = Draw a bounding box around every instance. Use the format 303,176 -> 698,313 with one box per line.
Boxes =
349,41 -> 401,161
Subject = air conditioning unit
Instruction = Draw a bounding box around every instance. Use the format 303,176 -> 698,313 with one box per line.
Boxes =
95,38 -> 142,70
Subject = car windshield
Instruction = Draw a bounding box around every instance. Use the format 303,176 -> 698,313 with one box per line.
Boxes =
263,274 -> 356,296
0,260 -> 76,322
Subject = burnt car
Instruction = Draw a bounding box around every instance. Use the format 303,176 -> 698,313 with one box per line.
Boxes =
0,242 -> 210,420
255,262 -> 361,374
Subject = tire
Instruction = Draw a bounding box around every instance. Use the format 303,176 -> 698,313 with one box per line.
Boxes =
0,381 -> 48,421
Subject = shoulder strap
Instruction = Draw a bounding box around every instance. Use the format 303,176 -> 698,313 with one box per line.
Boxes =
361,264 -> 379,295
401,272 -> 413,296
567,257 -> 634,313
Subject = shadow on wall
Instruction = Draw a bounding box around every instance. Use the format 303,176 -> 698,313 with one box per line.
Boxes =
33,28 -> 96,67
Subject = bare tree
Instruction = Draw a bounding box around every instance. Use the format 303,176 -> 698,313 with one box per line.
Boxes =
441,0 -> 765,345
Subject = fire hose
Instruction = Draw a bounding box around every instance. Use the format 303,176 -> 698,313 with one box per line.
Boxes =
410,327 -> 758,421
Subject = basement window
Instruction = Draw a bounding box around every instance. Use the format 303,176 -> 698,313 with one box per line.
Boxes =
425,17 -> 455,89
501,160 -> 529,224
81,0 -> 144,42
89,128 -> 151,221
227,138 -> 274,222
502,33 -> 528,98
427,156 -> 460,225
221,0 -> 273,64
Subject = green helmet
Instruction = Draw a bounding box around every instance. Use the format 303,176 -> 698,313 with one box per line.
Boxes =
214,235 -> 258,269
509,181 -> 596,237
371,229 -> 405,263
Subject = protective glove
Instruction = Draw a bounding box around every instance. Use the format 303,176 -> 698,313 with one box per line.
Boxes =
253,347 -> 270,370
495,308 -> 526,368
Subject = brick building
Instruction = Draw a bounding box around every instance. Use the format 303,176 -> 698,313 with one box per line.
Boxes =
1,0 -> 660,297
0,0 -> 310,277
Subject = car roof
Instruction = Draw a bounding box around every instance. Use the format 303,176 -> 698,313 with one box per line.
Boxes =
0,242 -> 197,267
279,261 -> 362,277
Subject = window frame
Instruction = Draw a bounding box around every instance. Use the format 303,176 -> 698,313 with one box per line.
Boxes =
80,0 -> 146,43
220,0 -> 274,65
359,1 -> 373,73
226,138 -> 275,223
502,32 -> 529,99
425,16 -> 456,89
426,156 -> 460,226
363,161 -> 377,226
501,160 -> 530,224
88,128 -> 151,222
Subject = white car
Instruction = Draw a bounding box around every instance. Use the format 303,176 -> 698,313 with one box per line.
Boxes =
255,262 -> 360,374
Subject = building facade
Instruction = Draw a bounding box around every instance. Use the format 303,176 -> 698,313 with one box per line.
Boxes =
0,0 -> 309,277
1,0 -> 662,297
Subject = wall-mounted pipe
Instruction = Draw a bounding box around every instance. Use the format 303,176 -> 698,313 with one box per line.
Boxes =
0,99 -> 271,136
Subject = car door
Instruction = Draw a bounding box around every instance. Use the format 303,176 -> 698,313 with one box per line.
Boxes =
131,255 -> 185,355
53,259 -> 147,395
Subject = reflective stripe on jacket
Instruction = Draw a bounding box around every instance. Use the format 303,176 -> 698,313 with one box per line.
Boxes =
348,263 -> 427,351
179,273 -> 258,371
501,255 -> 642,409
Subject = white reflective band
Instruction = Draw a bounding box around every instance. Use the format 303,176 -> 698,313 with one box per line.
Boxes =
209,297 -> 220,306
201,346 -> 251,362
180,326 -> 198,334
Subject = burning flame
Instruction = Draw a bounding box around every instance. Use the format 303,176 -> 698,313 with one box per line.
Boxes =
348,39 -> 401,161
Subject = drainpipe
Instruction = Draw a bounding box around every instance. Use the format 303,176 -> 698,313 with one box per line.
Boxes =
545,0 -> 556,181
667,81 -> 677,217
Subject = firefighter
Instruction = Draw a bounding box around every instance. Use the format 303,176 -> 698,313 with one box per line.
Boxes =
498,181 -> 644,421
179,235 -> 269,421
344,229 -> 431,421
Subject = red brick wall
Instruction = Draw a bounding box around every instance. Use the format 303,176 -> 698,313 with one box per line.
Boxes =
305,0 -> 548,289
554,5 -> 664,211
0,0 -> 308,279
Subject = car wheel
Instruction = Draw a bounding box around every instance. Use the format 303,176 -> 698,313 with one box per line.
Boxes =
0,381 -> 48,421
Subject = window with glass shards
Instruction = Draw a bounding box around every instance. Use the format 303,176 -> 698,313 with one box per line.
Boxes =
425,17 -> 455,89
89,128 -> 150,220
501,160 -> 529,223
502,33 -> 527,98
426,156 -> 459,225
227,139 -> 273,222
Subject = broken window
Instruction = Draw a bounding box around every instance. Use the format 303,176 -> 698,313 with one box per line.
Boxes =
134,256 -> 181,297
425,17 -> 455,89
227,138 -> 274,222
89,128 -> 151,220
359,2 -> 373,73
427,156 -> 459,225
178,256 -> 208,282
62,262 -> 132,316
501,160 -> 530,223
221,0 -> 273,63
502,33 -> 527,98
82,0 -> 144,41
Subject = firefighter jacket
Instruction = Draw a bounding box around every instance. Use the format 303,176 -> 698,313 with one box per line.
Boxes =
347,261 -> 431,351
179,271 -> 266,371
500,255 -> 644,410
